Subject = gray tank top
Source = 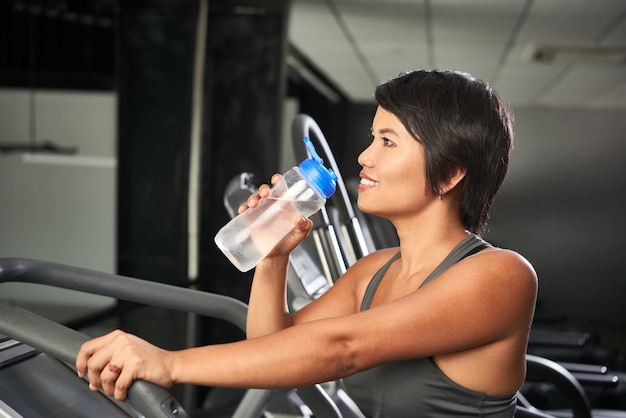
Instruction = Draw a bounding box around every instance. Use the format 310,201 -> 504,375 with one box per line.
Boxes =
342,233 -> 517,417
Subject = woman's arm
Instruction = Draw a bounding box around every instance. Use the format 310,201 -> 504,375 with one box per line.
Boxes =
246,251 -> 293,338
241,177 -> 304,338
76,247 -> 536,401
243,174 -> 371,338
241,174 -> 320,337
76,314 -> 360,401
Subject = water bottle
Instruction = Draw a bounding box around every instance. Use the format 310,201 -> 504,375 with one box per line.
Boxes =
214,136 -> 337,272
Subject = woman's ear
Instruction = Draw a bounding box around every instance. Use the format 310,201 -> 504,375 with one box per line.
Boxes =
439,167 -> 467,196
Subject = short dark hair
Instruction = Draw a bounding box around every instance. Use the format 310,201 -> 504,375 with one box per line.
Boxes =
374,69 -> 513,235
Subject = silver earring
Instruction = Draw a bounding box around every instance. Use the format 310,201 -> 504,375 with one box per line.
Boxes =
438,192 -> 443,200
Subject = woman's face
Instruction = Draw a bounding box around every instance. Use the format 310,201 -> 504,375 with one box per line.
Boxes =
357,106 -> 432,219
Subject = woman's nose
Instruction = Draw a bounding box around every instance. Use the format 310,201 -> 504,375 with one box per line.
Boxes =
357,146 -> 374,167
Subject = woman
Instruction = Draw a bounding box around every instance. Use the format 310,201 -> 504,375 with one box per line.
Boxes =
76,69 -> 537,417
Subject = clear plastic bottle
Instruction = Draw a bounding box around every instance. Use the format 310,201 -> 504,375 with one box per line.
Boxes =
214,136 -> 337,272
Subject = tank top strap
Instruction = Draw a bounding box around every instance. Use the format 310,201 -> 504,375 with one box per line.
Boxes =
360,251 -> 401,311
419,233 -> 490,288
359,233 -> 491,311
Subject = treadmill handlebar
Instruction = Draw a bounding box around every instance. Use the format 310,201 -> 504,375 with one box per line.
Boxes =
0,257 -> 248,330
0,257 -> 252,418
0,302 -> 187,418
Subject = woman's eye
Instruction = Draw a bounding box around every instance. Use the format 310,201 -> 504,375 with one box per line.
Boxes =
383,138 -> 395,147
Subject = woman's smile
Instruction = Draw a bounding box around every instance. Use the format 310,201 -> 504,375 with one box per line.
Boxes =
358,173 -> 379,192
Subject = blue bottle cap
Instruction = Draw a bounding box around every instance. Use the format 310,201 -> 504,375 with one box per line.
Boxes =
298,136 -> 337,199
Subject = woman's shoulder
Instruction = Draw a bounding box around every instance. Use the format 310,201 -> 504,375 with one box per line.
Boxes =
463,245 -> 538,292
477,245 -> 535,272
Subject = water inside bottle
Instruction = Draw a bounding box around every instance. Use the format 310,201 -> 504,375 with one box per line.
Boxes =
215,195 -> 324,272
245,196 -> 323,261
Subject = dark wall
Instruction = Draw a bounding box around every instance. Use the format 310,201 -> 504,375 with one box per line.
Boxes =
117,0 -> 290,291
116,1 -> 197,287
199,0 -> 290,302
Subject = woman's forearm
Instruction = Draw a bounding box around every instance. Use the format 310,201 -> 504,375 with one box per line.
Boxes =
171,319 -> 353,389
76,316 -> 360,401
246,255 -> 294,338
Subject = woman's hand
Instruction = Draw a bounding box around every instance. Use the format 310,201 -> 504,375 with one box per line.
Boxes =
236,173 -> 280,214
76,329 -> 175,401
238,174 -> 314,258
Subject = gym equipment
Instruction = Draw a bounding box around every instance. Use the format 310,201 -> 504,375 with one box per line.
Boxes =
0,257 -> 344,418
527,321 -> 626,413
519,355 -> 593,418
291,114 -> 371,279
0,258 -> 190,418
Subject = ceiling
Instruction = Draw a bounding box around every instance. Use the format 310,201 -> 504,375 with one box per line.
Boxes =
287,0 -> 626,109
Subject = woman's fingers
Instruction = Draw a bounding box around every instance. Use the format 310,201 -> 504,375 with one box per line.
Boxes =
270,173 -> 282,185
266,215 -> 313,257
77,329 -> 123,378
91,356 -> 134,400
99,361 -> 122,396
237,179 -> 275,214
77,333 -> 119,391
77,330 -> 136,399
113,363 -> 135,401
77,330 -> 174,401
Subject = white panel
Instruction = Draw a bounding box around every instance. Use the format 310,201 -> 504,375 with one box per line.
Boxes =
35,90 -> 117,157
0,90 -> 117,324
0,89 -> 30,142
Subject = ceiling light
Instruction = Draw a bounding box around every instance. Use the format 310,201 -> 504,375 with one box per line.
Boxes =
523,43 -> 626,66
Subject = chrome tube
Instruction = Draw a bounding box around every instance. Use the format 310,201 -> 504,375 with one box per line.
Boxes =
291,114 -> 370,271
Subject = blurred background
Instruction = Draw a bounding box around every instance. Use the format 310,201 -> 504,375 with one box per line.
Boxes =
0,0 -> 625,412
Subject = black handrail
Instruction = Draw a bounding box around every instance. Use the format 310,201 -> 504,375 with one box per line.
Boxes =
0,258 -> 248,330
0,302 -> 187,418
525,354 -> 592,418
0,257 -> 252,418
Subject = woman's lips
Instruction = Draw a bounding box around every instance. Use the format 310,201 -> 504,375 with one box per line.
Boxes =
358,175 -> 379,191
